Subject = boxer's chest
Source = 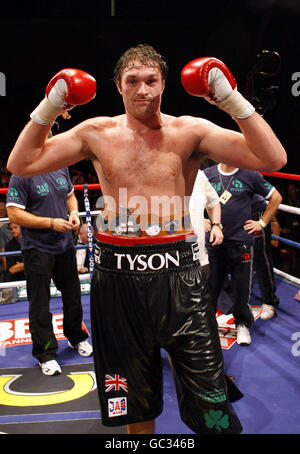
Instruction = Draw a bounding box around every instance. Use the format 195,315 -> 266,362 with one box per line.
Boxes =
98,129 -> 187,189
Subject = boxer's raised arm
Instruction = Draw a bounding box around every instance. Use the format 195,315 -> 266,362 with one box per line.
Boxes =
7,68 -> 96,176
197,115 -> 286,172
7,122 -> 89,176
181,57 -> 287,171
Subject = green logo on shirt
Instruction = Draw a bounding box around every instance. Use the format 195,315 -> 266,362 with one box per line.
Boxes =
56,177 -> 66,186
212,182 -> 222,193
264,182 -> 272,191
36,183 -> 49,196
56,177 -> 67,190
231,179 -> 243,191
8,187 -> 19,201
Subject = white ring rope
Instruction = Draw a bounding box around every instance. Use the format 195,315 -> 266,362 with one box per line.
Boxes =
0,273 -> 90,290
273,268 -> 300,286
277,203 -> 300,216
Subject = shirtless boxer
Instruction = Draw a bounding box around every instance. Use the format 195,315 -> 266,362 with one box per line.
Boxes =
7,45 -> 286,434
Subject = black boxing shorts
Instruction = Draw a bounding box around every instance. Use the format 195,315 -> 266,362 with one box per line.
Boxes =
90,232 -> 242,434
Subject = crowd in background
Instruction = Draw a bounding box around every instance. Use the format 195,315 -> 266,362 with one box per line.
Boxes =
0,158 -> 300,283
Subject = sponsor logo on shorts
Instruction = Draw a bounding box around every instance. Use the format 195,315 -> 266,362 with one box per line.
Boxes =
191,242 -> 200,261
198,388 -> 227,403
94,246 -> 101,264
204,409 -> 229,431
105,374 -> 128,393
108,397 -> 127,417
114,251 -> 180,271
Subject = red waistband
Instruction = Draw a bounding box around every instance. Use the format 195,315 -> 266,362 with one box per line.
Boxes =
96,231 -> 196,246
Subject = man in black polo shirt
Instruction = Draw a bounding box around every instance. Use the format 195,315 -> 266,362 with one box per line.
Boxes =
6,168 -> 92,375
204,163 -> 281,345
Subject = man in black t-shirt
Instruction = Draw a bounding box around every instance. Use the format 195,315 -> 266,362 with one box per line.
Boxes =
6,169 -> 93,375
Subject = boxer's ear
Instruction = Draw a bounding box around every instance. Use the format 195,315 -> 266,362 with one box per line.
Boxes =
116,80 -> 122,95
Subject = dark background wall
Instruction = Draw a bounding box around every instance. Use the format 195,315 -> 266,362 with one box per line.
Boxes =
0,0 -> 299,174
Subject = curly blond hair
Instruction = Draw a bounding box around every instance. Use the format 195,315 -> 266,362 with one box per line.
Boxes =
113,44 -> 168,85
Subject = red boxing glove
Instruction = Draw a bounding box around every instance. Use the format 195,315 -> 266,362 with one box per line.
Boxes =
31,68 -> 96,125
181,57 -> 236,98
181,57 -> 254,119
46,68 -> 96,109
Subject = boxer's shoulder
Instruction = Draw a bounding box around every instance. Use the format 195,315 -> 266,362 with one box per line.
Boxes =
168,116 -> 218,144
80,115 -> 123,129
73,115 -> 125,139
172,115 -> 215,129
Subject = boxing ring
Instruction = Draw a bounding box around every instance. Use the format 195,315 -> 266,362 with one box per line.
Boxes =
0,171 -> 300,434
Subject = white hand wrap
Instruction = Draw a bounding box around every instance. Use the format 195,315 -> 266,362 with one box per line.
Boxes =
218,88 -> 255,119
30,98 -> 65,125
30,79 -> 69,125
205,67 -> 255,119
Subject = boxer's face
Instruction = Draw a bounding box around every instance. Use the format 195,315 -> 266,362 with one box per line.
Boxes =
117,61 -> 165,120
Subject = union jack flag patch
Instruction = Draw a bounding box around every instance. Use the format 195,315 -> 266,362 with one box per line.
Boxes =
105,374 -> 128,393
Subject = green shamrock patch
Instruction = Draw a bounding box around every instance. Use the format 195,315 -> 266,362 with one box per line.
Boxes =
204,409 -> 229,431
